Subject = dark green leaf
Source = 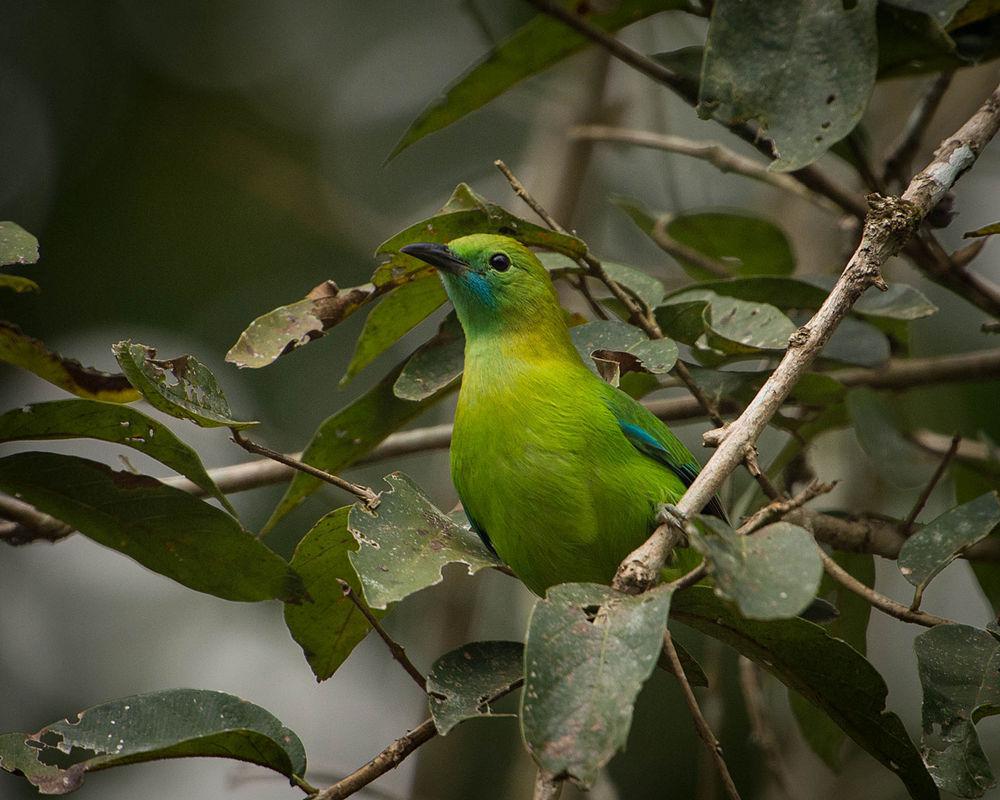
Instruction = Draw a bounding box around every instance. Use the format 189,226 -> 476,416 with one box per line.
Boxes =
265,360 -> 452,532
661,636 -> 710,688
883,0 -> 968,26
0,221 -> 39,266
0,322 -> 138,403
955,463 -> 1000,612
522,583 -> 673,787
394,313 -> 465,401
666,212 -> 795,277
854,283 -> 937,320
349,473 -> 500,610
877,4 -> 1000,78
389,1 -> 691,159
847,388 -> 937,487
965,221 -> 1000,238
689,517 -> 823,619
817,316 -> 891,367
915,624 -> 1000,797
701,293 -> 796,354
0,273 -> 39,293
0,399 -> 233,514
342,276 -> 447,384
601,262 -> 666,309
113,341 -> 256,429
898,492 -> 1000,595
700,0 -> 877,171
570,320 -> 677,383
0,689 -> 306,795
667,276 -> 828,309
674,587 -> 939,800
0,452 -> 304,603
427,641 -> 524,734
284,507 -> 377,681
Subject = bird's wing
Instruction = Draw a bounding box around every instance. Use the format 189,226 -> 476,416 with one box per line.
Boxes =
603,387 -> 729,523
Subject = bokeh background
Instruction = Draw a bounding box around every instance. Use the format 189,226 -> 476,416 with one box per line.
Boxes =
2,2 -> 999,798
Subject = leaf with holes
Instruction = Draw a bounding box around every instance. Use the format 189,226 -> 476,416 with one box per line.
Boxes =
0,452 -> 304,603
570,320 -> 677,384
700,0 -> 877,171
915,624 -> 1000,797
521,583 -> 673,787
0,399 -> 233,513
701,294 -> 797,354
428,641 -> 524,734
349,473 -> 500,610
113,341 -> 256,429
688,517 -> 822,619
674,587 -> 938,800
0,323 -> 138,403
898,492 -> 1000,597
284,507 -> 379,681
0,689 -> 306,795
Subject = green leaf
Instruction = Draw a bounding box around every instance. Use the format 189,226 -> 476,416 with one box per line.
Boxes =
883,0 -> 969,26
965,221 -> 1000,238
701,294 -> 796,354
847,388 -> 937,487
113,341 -> 257,429
394,313 -> 465,401
688,517 -> 823,619
915,624 -> 1000,797
570,320 -> 677,383
816,316 -> 891,367
666,212 -> 796,277
654,298 -> 711,344
389,1 -> 691,159
877,4 -> 1000,78
342,277 -> 447,385
0,322 -> 139,403
0,273 -> 39,293
265,360 -> 452,532
0,689 -> 306,795
601,262 -> 666,309
699,0 -> 877,171
284,507 -> 377,681
674,587 -> 939,800
0,399 -> 234,514
0,221 -> 39,266
790,550 -> 875,770
667,276 -> 828,308
854,283 -> 938,320
898,492 -> 1000,595
521,583 -> 673,787
348,473 -> 500,610
427,641 -> 524,734
0,452 -> 304,603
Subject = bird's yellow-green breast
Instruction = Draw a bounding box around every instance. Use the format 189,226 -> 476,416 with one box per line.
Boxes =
401,234 -> 724,595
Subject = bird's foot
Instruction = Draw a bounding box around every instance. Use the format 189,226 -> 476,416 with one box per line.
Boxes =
656,503 -> 687,530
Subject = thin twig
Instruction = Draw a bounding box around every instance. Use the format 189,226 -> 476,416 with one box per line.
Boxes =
901,433 -> 962,536
532,770 -> 564,800
737,657 -> 795,800
663,629 -> 742,800
230,429 -> 380,509
571,124 -> 838,212
817,548 -> 951,627
883,72 -> 954,188
570,274 -> 610,319
845,130 -> 887,194
650,215 -> 732,278
336,579 -> 426,691
740,480 -> 836,534
612,81 -> 1000,595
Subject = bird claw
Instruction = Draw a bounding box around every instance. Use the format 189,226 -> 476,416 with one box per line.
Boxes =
656,503 -> 686,529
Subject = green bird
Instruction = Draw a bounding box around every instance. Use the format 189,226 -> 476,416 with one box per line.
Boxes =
402,234 -> 725,596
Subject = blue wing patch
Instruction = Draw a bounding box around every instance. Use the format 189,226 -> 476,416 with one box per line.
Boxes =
461,504 -> 498,558
618,420 -> 729,523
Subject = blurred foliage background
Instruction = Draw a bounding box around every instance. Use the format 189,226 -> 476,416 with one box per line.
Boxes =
1,1 -> 998,798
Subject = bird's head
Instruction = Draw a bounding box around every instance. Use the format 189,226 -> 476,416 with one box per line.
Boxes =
401,234 -> 564,338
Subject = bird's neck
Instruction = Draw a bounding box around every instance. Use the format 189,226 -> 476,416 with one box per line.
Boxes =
461,320 -> 584,390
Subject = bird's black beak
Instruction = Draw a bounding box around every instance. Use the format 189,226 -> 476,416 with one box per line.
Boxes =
400,242 -> 468,276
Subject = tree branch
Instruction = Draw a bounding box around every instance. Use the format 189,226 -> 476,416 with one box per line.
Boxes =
532,770 -> 564,800
901,433 -> 961,536
612,81 -> 1000,594
883,72 -> 953,188
737,657 -> 795,800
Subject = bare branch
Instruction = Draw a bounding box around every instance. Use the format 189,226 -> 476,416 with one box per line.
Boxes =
738,657 -> 795,800
739,480 -> 836,534
613,82 -> 1000,594
336,579 -> 426,691
650,215 -> 732,278
663,629 -> 742,800
901,433 -> 961,536
883,72 -> 953,188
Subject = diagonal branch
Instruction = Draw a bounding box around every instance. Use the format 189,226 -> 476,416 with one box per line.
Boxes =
612,81 -> 1000,594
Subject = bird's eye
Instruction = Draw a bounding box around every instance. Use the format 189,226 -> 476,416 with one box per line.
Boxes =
489,253 -> 511,272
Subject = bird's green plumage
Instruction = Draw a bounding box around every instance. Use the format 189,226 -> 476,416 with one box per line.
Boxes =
406,234 -> 720,596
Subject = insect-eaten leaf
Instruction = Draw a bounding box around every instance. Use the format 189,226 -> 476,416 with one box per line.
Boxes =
522,583 -> 673,787
898,492 -> 1000,598
284,507 -> 381,681
0,221 -> 39,266
427,640 -> 524,734
394,313 -> 465,401
915,624 -> 1000,797
0,398 -> 234,514
674,587 -> 939,800
0,689 -> 307,795
388,0 -> 692,159
699,0 -> 877,171
0,322 -> 138,403
570,320 -> 677,386
113,341 -> 256,429
348,473 -> 500,610
265,359 -> 453,533
0,452 -> 305,603
688,517 -> 823,619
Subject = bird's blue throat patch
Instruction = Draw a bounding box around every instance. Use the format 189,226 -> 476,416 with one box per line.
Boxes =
462,271 -> 497,307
